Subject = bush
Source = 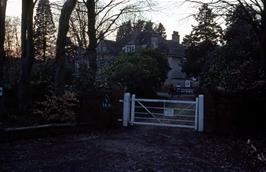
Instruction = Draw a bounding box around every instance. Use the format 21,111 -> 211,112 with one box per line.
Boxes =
72,63 -> 95,92
31,61 -> 54,102
32,92 -> 79,123
108,49 -> 169,97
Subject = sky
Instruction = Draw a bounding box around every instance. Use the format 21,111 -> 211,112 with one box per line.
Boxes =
6,0 -> 199,42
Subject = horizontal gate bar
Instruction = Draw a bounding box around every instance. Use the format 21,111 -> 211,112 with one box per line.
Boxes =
134,117 -> 195,123
133,122 -> 195,128
135,106 -> 195,112
135,112 -> 163,116
135,106 -> 164,110
136,98 -> 196,104
135,112 -> 195,118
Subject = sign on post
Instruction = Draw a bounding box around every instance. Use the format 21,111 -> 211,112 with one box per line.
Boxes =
164,108 -> 174,117
185,80 -> 191,88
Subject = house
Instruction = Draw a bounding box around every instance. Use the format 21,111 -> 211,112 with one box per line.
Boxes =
74,30 -> 194,92
74,40 -> 118,73
116,30 -> 193,90
96,40 -> 118,68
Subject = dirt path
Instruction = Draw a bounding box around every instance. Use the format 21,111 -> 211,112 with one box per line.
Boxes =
0,126 -> 255,171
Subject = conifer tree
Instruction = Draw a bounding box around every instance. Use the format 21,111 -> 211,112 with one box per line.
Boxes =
33,0 -> 56,61
116,20 -> 132,42
144,20 -> 154,32
182,4 -> 223,77
156,23 -> 167,39
183,4 -> 223,47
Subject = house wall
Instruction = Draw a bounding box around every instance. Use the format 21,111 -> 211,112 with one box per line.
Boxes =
164,57 -> 187,87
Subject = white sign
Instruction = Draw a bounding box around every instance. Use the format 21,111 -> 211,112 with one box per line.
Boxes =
0,87 -> 3,96
185,80 -> 191,88
164,108 -> 174,117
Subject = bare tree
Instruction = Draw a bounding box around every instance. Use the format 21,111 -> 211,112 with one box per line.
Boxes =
69,2 -> 88,47
66,0 -> 153,83
68,0 -> 152,47
5,17 -> 20,57
54,0 -> 77,96
0,0 -> 7,87
19,0 -> 37,112
0,0 -> 7,116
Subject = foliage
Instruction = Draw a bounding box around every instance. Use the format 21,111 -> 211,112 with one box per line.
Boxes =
156,23 -> 167,39
4,17 -> 20,57
33,0 -> 56,61
65,36 -> 77,60
3,57 -> 20,88
201,5 -> 263,93
116,20 -> 167,41
31,61 -> 54,83
245,139 -> 266,170
32,92 -> 79,123
144,20 -> 154,32
31,61 -> 54,101
108,49 -> 169,96
116,20 -> 133,42
72,63 -> 95,92
182,42 -> 217,77
183,4 -> 223,46
95,64 -> 113,89
182,4 -> 223,77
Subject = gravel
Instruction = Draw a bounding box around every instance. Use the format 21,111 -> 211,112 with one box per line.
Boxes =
0,126 -> 259,172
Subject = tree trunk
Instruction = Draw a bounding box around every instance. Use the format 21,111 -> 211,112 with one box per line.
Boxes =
0,0 -> 7,117
0,0 -> 7,85
86,0 -> 97,81
19,0 -> 35,113
54,0 -> 76,96
261,2 -> 266,77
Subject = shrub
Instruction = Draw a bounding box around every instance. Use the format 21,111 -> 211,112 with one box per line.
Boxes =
32,92 -> 79,123
108,49 -> 169,97
72,63 -> 95,92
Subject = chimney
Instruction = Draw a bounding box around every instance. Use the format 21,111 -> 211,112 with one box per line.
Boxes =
172,31 -> 180,44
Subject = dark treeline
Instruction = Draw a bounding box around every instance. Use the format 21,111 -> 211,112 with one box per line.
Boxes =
0,0 -> 153,124
182,1 -> 266,133
0,0 -> 265,133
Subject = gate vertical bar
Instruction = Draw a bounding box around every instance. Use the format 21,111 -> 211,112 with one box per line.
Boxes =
130,94 -> 136,125
195,97 -> 199,130
123,93 -> 130,127
198,95 -> 204,132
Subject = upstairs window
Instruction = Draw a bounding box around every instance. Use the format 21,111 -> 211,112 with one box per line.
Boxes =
123,45 -> 135,53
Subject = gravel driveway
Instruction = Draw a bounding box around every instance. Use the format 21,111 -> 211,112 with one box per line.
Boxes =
0,126 -> 257,172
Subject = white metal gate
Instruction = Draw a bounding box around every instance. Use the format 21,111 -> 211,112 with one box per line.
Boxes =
122,93 -> 204,132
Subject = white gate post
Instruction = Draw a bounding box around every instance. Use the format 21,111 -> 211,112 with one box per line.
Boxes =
123,92 -> 131,127
198,95 -> 204,132
195,97 -> 199,130
130,94 -> 136,125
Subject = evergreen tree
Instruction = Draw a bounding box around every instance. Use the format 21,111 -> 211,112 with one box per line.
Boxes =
33,0 -> 56,61
182,4 -> 223,77
144,20 -> 154,32
116,20 -> 168,42
133,20 -> 145,32
156,23 -> 167,39
202,5 -> 261,91
183,4 -> 223,47
116,20 -> 132,42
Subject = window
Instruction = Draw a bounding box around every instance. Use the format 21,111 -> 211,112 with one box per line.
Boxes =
123,45 -> 135,53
